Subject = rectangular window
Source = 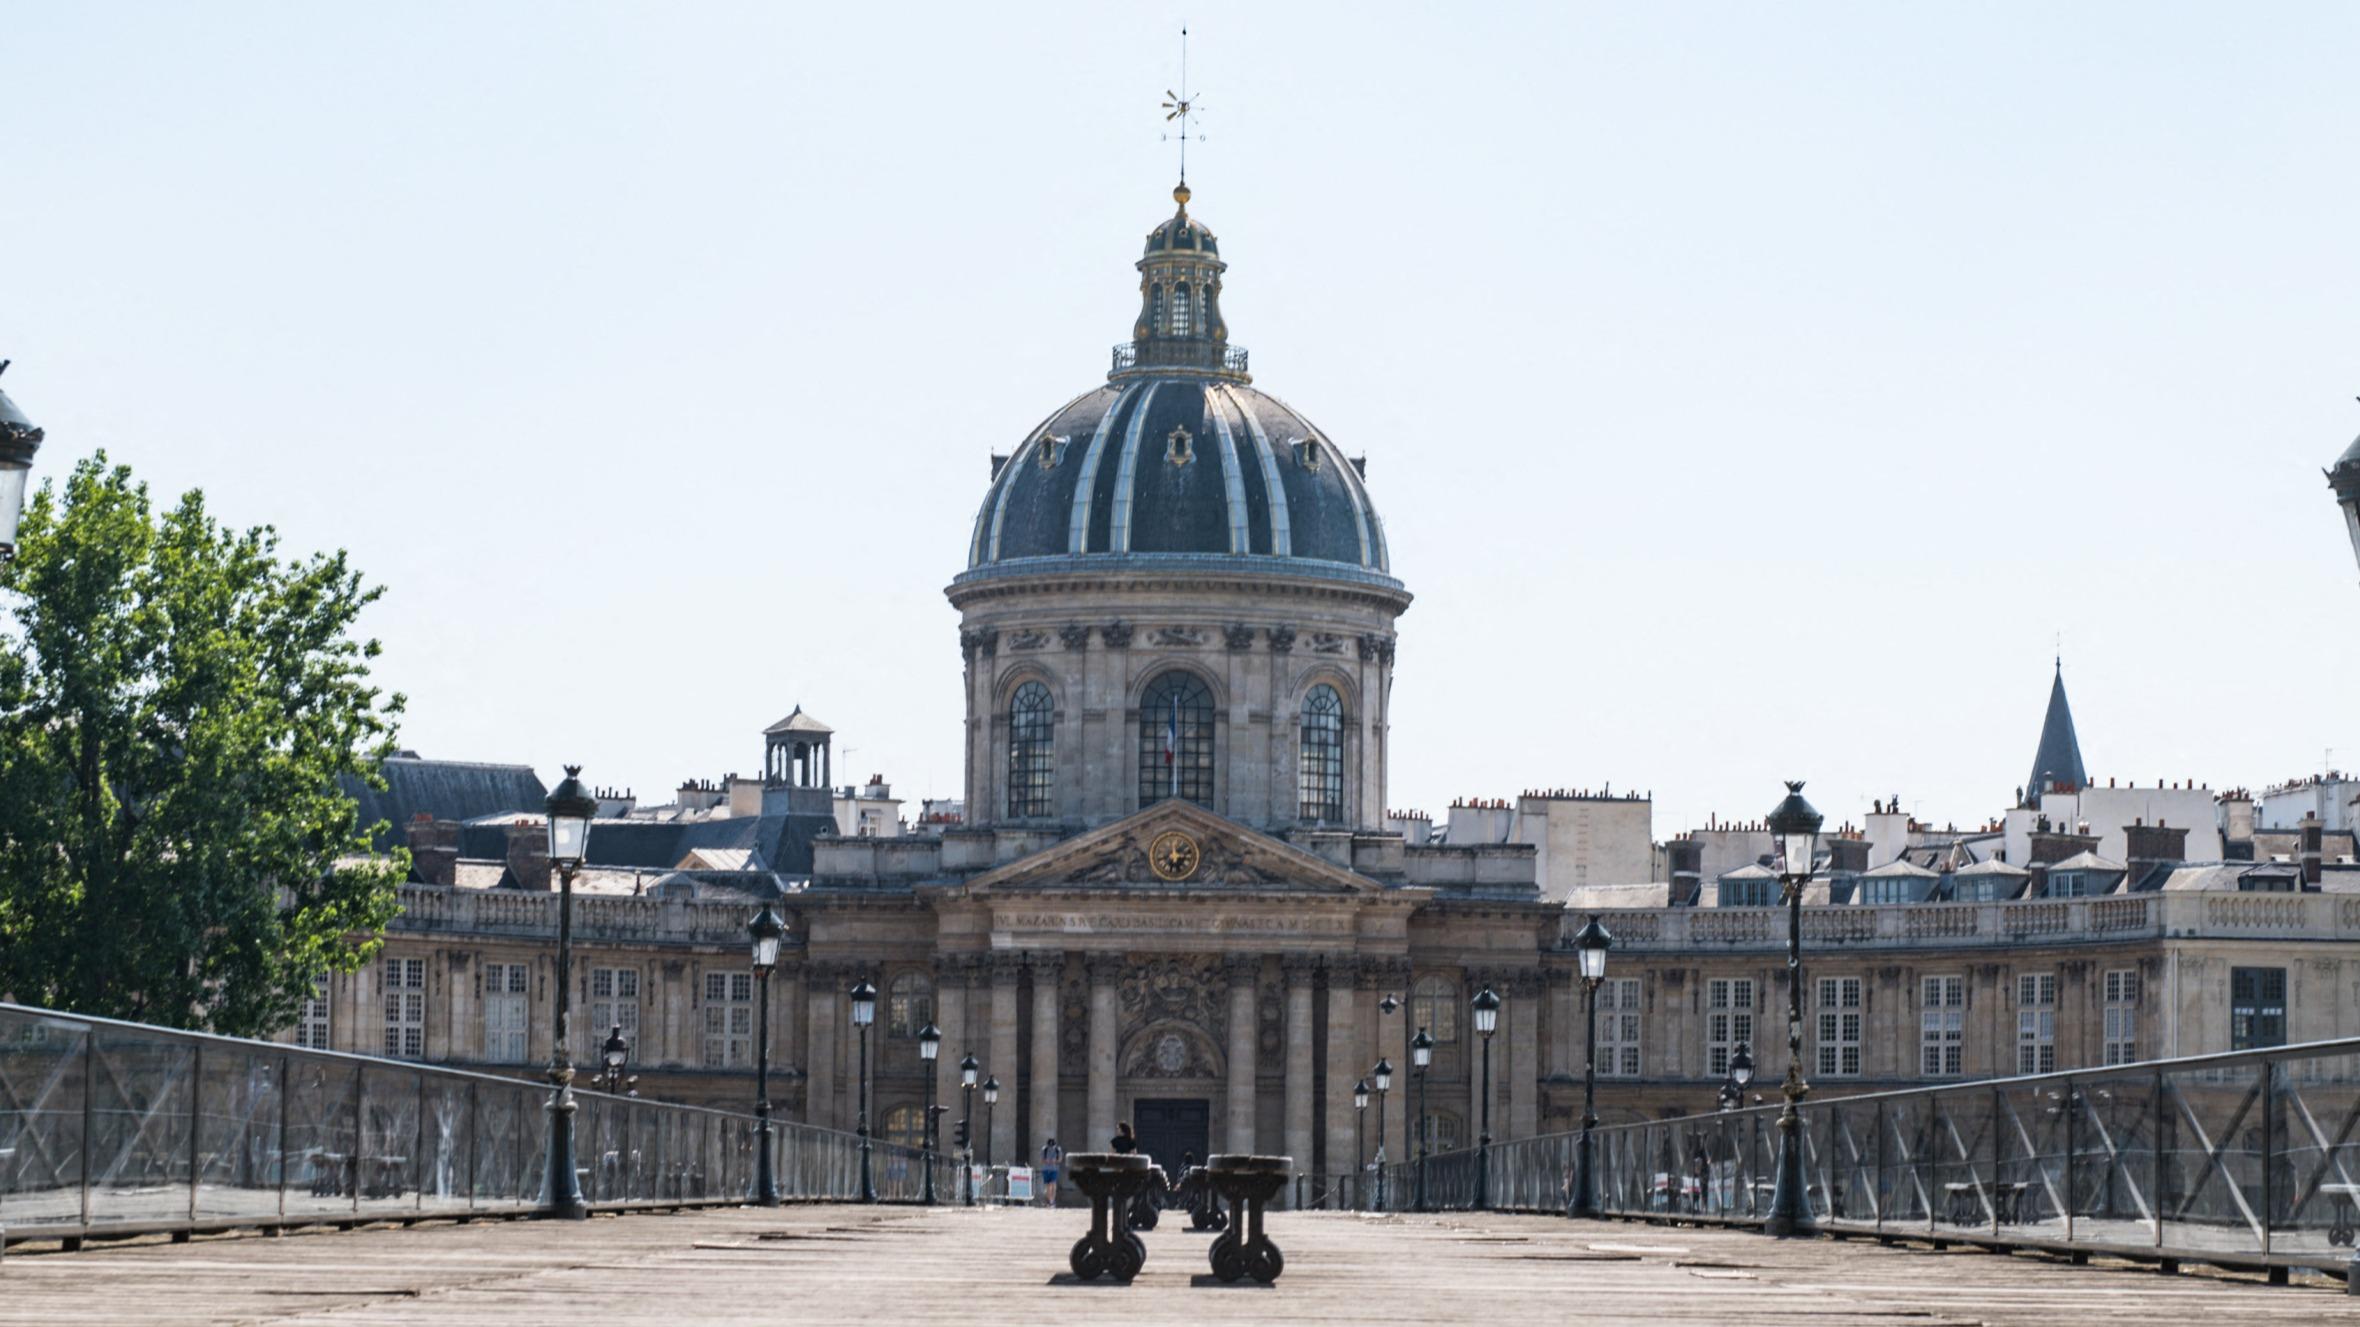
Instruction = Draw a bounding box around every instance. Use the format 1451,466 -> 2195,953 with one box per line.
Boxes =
1706,978 -> 1755,1078
483,961 -> 530,1064
1718,878 -> 1776,907
2231,967 -> 2288,1050
1815,976 -> 1863,1078
2048,871 -> 2088,899
296,975 -> 332,1050
382,957 -> 426,1060
1920,975 -> 1965,1077
589,966 -> 641,1060
1595,978 -> 1641,1078
2103,969 -> 2139,1065
2016,972 -> 2056,1075
1953,877 -> 1999,903
703,971 -> 754,1068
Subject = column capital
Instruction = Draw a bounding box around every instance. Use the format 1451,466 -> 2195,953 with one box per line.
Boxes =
1027,950 -> 1068,982
1509,967 -> 1547,998
988,952 -> 1026,985
1280,953 -> 1323,982
933,952 -> 980,983
1222,954 -> 1265,983
1323,954 -> 1361,986
1085,953 -> 1127,985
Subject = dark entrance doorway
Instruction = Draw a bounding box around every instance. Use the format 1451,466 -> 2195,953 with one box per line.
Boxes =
1131,1097 -> 1210,1170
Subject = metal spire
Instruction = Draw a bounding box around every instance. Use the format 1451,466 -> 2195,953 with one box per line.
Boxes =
1162,26 -> 1204,188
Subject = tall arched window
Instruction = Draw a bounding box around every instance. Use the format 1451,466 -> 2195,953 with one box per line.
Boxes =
882,1104 -> 925,1149
1298,684 -> 1346,823
1138,670 -> 1215,808
1411,975 -> 1460,1044
1007,681 -> 1055,819
1170,284 -> 1193,336
888,972 -> 933,1039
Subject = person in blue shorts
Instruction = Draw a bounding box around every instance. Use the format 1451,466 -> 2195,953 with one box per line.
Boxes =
1039,1137 -> 1063,1206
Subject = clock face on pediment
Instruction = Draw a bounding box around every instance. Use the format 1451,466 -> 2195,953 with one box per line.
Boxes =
1147,830 -> 1201,882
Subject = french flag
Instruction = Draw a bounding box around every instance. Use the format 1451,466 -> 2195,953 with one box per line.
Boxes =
1163,693 -> 1180,768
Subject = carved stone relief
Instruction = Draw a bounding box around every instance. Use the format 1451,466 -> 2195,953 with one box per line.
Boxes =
1005,628 -> 1051,652
1147,625 -> 1207,648
1117,955 -> 1226,1042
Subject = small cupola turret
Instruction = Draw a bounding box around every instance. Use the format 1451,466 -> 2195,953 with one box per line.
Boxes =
1115,183 -> 1247,382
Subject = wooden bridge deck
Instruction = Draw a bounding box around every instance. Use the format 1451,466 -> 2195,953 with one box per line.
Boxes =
4,1203 -> 2356,1325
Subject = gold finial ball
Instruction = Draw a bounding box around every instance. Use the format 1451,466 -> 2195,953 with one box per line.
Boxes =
1173,181 -> 1191,208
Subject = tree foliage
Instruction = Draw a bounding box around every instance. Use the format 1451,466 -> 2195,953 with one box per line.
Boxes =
0,454 -> 405,1036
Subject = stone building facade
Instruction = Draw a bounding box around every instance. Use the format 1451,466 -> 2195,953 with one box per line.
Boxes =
296,181 -> 2360,1197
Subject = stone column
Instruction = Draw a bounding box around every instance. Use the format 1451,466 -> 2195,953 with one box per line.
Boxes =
988,954 -> 1022,1165
804,964 -> 840,1128
933,956 -> 971,1137
1324,957 -> 1360,1194
1224,955 -> 1261,1153
1508,970 -> 1541,1142
1086,954 -> 1122,1149
1097,622 -> 1133,821
1029,952 -> 1064,1161
1546,966 -> 1576,1080
1281,956 -> 1318,1202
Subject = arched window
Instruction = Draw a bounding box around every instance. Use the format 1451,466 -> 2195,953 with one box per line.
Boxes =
1411,975 -> 1460,1045
881,1104 -> 925,1149
888,972 -> 933,1039
1007,681 -> 1055,819
1170,284 -> 1193,337
1138,670 -> 1215,808
1298,684 -> 1346,823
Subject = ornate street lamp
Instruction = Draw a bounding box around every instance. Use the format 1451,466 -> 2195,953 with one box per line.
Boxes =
540,766 -> 597,1220
1371,1057 -> 1394,1213
848,976 -> 878,1203
597,1024 -> 629,1094
2331,426 -> 2360,585
747,905 -> 785,1206
0,362 -> 43,565
1410,1027 -> 1435,1212
1353,1077 -> 1371,1209
1763,781 -> 1823,1238
1471,986 -> 1501,1208
917,1022 -> 942,1204
981,1075 -> 1000,1176
1570,913 -> 1615,1219
959,1053 -> 979,1207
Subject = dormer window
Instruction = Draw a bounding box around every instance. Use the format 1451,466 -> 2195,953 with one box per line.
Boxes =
1166,425 -> 1194,466
1292,437 -> 1322,472
1037,434 -> 1067,470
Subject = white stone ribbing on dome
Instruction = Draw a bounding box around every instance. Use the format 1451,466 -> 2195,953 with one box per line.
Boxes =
1217,383 -> 1290,557
1266,387 -> 1374,569
1064,381 -> 1144,554
1106,381 -> 1163,552
1208,391 -> 1250,553
988,387 -> 1098,564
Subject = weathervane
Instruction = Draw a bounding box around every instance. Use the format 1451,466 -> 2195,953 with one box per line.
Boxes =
1162,26 -> 1205,185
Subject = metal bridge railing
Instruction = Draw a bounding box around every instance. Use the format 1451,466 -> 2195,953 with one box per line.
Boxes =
0,1002 -> 955,1246
1384,1037 -> 2360,1279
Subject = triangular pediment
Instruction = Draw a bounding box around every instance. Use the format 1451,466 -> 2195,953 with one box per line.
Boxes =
966,801 -> 1383,896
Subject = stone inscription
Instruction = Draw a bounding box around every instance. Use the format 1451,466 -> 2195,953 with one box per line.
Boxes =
1002,912 -> 1351,935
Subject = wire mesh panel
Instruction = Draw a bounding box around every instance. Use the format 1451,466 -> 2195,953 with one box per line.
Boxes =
2159,1059 -> 2267,1255
2274,1049 -> 2360,1258
193,1043 -> 284,1221
0,1008 -> 92,1231
281,1052 -> 358,1219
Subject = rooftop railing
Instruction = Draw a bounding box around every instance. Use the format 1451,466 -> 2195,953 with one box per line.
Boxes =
0,1003 -> 951,1248
1391,1036 -> 2360,1283
1567,892 -> 2360,953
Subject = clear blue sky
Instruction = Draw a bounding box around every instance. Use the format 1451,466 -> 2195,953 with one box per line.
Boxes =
7,2 -> 2357,836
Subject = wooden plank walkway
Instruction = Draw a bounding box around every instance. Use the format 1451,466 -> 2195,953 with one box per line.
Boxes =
4,1203 -> 2357,1326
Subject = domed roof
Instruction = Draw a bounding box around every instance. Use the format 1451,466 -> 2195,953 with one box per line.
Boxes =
966,379 -> 1389,574
959,186 -> 1394,588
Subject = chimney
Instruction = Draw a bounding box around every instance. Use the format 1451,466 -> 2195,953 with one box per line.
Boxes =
2302,811 -> 2325,887
2122,820 -> 2188,890
1824,838 -> 1871,875
505,819 -> 552,891
1666,837 -> 1703,907
404,814 -> 459,887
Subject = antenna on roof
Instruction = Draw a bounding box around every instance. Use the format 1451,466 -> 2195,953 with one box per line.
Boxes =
1161,26 -> 1205,186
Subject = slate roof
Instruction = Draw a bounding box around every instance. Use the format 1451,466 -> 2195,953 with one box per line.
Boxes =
342,756 -> 548,852
454,811 -> 832,876
764,706 -> 833,736
2029,663 -> 2089,796
1862,859 -> 1941,879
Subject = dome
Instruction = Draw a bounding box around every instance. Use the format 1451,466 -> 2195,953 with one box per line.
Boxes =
960,186 -> 1394,586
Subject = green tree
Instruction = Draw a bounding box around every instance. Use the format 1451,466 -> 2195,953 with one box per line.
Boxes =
0,454 -> 405,1036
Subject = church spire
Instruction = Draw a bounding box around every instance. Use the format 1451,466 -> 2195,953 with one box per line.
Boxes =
2027,658 -> 2088,800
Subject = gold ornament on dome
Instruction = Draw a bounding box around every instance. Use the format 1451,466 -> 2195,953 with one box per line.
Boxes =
1148,830 -> 1201,882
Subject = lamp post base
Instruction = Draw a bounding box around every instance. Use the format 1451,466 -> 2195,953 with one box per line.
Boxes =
1763,1107 -> 1808,1238
543,1080 -> 589,1221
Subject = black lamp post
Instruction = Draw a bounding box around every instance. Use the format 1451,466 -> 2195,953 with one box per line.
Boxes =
1410,1027 -> 1434,1212
1472,985 -> 1500,1210
1371,1057 -> 1393,1213
981,1075 -> 999,1175
1352,1077 -> 1370,1209
1763,781 -> 1823,1238
597,1024 -> 629,1094
1570,913 -> 1614,1219
541,767 -> 597,1220
848,976 -> 878,1203
0,362 -> 43,565
748,905 -> 785,1206
958,1053 -> 979,1207
917,1022 -> 941,1204
2331,425 -> 2360,586
1725,1044 -> 1754,1216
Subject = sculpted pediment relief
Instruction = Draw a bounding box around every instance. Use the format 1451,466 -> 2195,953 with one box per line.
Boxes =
967,801 -> 1379,896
